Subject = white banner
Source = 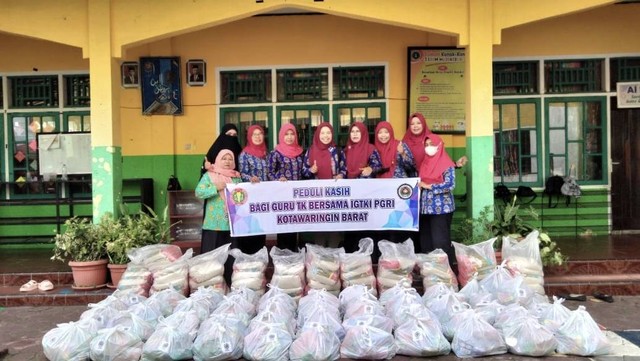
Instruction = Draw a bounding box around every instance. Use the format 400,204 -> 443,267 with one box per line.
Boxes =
225,178 -> 420,237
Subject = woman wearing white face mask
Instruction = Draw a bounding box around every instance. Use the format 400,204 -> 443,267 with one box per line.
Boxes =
418,133 -> 457,272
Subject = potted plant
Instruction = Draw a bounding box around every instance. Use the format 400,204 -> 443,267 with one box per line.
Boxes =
452,197 -> 567,267
51,217 -> 109,289
104,206 -> 174,288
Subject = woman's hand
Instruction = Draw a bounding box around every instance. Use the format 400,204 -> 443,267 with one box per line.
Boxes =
204,159 -> 213,171
279,176 -> 288,182
397,141 -> 404,155
420,181 -> 432,190
360,166 -> 372,177
310,160 -> 318,174
250,176 -> 260,184
214,180 -> 227,191
334,174 -> 343,180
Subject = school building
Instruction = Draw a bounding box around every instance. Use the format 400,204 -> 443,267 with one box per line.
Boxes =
0,0 -> 638,243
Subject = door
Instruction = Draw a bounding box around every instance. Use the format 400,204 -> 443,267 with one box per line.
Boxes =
610,99 -> 640,230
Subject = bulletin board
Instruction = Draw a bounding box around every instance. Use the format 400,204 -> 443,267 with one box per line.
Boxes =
37,132 -> 92,175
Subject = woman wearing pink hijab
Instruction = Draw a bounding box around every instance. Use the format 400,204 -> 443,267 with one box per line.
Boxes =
418,133 -> 457,271
344,122 -> 382,179
238,124 -> 268,254
196,149 -> 242,283
374,121 -> 415,178
268,123 -> 305,250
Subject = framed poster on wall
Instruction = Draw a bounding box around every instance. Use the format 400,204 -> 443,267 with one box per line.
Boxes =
140,57 -> 183,115
407,47 -> 466,134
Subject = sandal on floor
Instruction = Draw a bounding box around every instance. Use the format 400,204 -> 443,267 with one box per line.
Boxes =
19,280 -> 38,292
556,293 -> 587,301
593,291 -> 614,303
38,280 -> 54,291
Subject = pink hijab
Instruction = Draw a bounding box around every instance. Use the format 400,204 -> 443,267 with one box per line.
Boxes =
242,124 -> 267,159
345,122 -> 375,179
419,133 -> 455,184
207,149 -> 240,200
275,123 -> 303,158
402,112 -> 431,168
374,121 -> 400,178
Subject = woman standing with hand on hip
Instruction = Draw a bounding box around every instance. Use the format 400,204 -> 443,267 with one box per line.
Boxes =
268,123 -> 305,251
418,133 -> 457,271
237,124 -> 268,254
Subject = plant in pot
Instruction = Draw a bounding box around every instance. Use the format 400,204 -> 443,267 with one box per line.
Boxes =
452,197 -> 567,267
103,206 -> 174,288
51,216 -> 109,289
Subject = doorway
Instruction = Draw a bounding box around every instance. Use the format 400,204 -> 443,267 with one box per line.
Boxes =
610,99 -> 640,231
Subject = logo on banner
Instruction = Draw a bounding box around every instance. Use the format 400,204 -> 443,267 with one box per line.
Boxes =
231,188 -> 248,205
397,184 -> 414,200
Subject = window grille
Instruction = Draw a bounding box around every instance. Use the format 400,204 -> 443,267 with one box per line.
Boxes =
493,61 -> 538,95
64,75 -> 90,107
277,68 -> 328,101
610,57 -> 640,88
220,71 -> 271,104
333,66 -> 384,100
545,59 -> 603,93
9,76 -> 59,108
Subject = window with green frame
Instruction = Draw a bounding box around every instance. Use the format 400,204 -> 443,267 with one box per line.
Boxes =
333,103 -> 385,147
277,106 -> 328,150
220,107 -> 273,149
65,112 -> 91,132
277,68 -> 329,102
610,57 -> 640,87
545,97 -> 606,183
8,113 -> 60,196
493,100 -> 541,185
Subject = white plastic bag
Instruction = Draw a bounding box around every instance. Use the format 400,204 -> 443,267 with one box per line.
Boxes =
556,305 -> 611,356
340,324 -> 397,360
89,326 -> 143,361
42,321 -> 95,361
453,237 -> 498,287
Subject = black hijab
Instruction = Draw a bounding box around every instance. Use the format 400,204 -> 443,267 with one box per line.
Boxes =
202,123 -> 242,175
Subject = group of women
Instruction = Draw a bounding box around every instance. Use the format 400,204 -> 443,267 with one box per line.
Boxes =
196,112 -> 465,274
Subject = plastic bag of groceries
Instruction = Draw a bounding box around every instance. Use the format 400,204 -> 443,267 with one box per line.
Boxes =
112,312 -> 155,342
128,244 -> 183,272
340,238 -> 377,293
501,314 -> 557,356
89,326 -> 143,361
305,243 -> 344,295
116,263 -> 153,297
416,249 -> 458,291
230,246 -> 269,295
539,295 -> 571,332
502,231 -> 545,295
269,246 -> 306,299
188,243 -> 230,293
42,321 -> 96,361
451,311 -> 507,358
394,314 -> 451,357
150,248 -> 192,296
290,322 -> 341,361
377,239 -> 416,294
340,323 -> 397,360
192,316 -> 244,361
453,237 -> 498,287
142,320 -> 194,361
146,287 -> 187,317
243,322 -> 293,361
556,305 -> 611,356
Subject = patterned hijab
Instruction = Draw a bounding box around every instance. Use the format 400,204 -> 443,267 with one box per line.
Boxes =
345,122 -> 375,179
419,133 -> 455,184
402,112 -> 431,168
275,123 -> 303,158
374,121 -> 400,178
308,122 -> 335,179
242,124 -> 267,159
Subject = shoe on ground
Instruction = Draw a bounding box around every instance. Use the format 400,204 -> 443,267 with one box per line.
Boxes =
19,280 -> 38,292
38,280 -> 54,291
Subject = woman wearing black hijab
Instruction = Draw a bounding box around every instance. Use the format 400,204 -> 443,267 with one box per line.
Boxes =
201,123 -> 243,177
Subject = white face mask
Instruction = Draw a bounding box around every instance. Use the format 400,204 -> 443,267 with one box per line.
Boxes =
425,145 -> 438,156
